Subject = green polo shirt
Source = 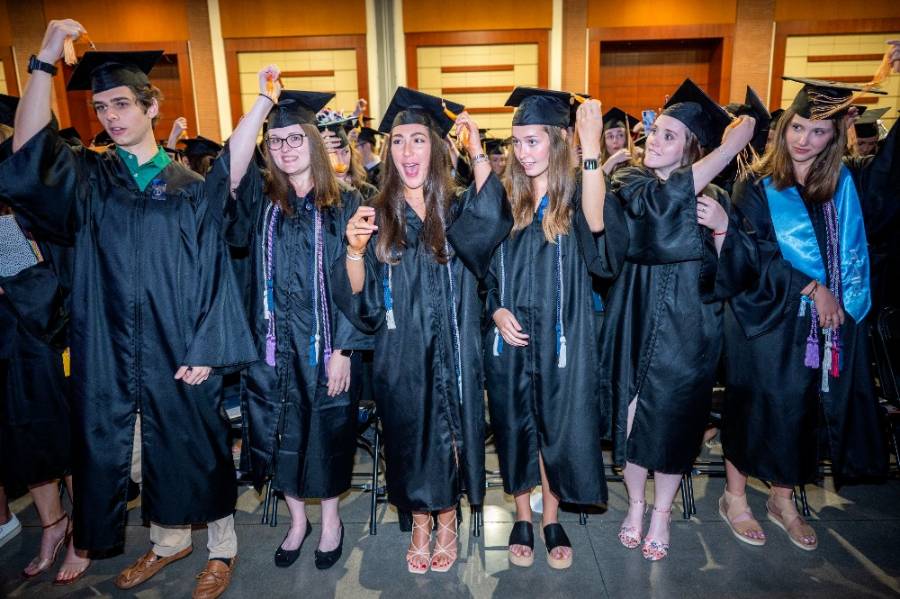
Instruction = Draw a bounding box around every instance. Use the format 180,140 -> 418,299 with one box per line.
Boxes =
116,145 -> 172,191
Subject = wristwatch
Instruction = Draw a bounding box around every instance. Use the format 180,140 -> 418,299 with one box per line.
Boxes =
338,349 -> 355,358
582,158 -> 599,171
28,55 -> 58,76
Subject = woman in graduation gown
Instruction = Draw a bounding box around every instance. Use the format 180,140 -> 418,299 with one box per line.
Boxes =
720,58 -> 900,552
0,29 -> 257,564
481,88 -> 624,570
601,107 -> 639,176
0,201 -> 89,583
334,87 -> 512,574
603,79 -> 756,561
221,67 -> 368,569
320,117 -> 379,203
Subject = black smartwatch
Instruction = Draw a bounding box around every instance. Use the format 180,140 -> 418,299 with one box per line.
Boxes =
582,158 -> 599,171
338,349 -> 355,357
28,55 -> 58,76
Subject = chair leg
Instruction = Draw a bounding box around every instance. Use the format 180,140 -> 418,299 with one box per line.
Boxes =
369,426 -> 380,536
796,485 -> 811,518
471,505 -> 482,538
889,420 -> 900,470
687,471 -> 697,516
261,480 -> 272,525
680,475 -> 690,520
579,511 -> 588,525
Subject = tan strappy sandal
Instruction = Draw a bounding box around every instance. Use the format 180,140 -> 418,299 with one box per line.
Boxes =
719,490 -> 766,546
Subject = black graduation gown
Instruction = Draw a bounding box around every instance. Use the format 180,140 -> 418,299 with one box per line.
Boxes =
480,187 -> 626,504
333,173 -> 512,512
722,149 -> 896,485
0,231 -> 72,489
603,166 -> 747,474
0,127 -> 258,553
222,153 -> 368,498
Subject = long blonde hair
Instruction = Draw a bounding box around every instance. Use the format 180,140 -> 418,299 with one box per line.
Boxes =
504,125 -> 575,242
752,106 -> 846,204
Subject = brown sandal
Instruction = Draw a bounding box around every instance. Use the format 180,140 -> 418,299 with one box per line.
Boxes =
766,495 -> 817,551
719,491 -> 766,546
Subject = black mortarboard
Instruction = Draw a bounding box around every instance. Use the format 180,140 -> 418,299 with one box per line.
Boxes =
379,87 -> 463,137
731,86 -> 771,155
854,106 -> 889,138
603,107 -> 638,132
783,76 -> 887,120
662,78 -> 733,148
67,50 -> 164,93
267,90 -> 334,130
356,126 -> 383,146
91,129 -> 113,147
318,115 -> 357,149
770,108 -> 785,128
178,136 -> 223,157
0,94 -> 19,127
505,87 -> 572,129
484,138 -> 508,155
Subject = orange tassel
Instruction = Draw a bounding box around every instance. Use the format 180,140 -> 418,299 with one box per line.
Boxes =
571,93 -> 586,150
443,101 -> 468,149
814,50 -> 893,120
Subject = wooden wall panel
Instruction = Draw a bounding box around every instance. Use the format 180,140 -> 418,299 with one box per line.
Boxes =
42,0 -> 189,42
0,3 -> 13,47
219,0 -> 366,38
587,0 -> 737,28
404,0 -> 552,33
774,0 -> 900,22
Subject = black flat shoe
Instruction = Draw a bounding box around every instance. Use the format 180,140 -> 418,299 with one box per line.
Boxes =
314,523 -> 344,570
274,521 -> 311,568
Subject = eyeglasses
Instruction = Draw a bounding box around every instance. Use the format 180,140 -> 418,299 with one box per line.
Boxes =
265,133 -> 306,150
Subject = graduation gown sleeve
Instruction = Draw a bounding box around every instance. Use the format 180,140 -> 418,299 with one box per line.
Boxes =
0,127 -> 87,245
572,187 -> 629,280
446,171 -> 513,279
0,260 -> 66,345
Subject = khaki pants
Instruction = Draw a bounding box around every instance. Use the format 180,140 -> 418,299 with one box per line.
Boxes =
131,415 -> 237,559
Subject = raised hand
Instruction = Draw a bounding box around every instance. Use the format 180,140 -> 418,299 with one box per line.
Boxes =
258,65 -> 282,103
37,19 -> 86,65
721,115 -> 756,151
453,111 -> 483,157
576,99 -> 604,158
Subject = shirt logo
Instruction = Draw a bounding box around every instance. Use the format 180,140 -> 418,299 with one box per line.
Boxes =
150,178 -> 167,201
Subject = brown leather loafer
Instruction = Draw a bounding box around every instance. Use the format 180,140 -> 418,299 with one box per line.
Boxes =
115,546 -> 193,589
192,557 -> 236,599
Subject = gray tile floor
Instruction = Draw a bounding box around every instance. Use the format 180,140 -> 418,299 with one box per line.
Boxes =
2,442 -> 899,598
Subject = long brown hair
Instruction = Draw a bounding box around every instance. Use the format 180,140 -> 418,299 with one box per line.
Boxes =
263,122 -> 341,215
374,121 -> 457,265
505,125 -> 575,242
347,143 -> 369,190
752,106 -> 845,204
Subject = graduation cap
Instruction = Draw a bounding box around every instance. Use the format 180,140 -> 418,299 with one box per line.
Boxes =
356,126 -> 383,146
505,87 -> 573,130
729,86 -> 771,155
0,94 -> 19,127
770,108 -> 785,128
569,93 -> 591,128
603,107 -> 639,132
317,113 -> 358,149
378,87 -> 463,137
267,90 -> 334,130
484,138 -> 508,155
67,50 -> 164,93
782,76 -> 887,120
178,136 -> 223,157
662,78 -> 733,147
854,106 -> 889,138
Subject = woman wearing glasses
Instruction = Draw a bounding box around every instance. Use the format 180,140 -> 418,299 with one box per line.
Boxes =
217,67 -> 368,570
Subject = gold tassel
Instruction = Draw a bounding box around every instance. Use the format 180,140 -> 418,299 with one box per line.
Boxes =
63,32 -> 95,66
442,101 -> 469,150
813,50 -> 892,120
570,93 -> 586,152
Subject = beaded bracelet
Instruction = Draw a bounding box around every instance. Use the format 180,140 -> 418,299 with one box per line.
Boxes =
346,246 -> 365,261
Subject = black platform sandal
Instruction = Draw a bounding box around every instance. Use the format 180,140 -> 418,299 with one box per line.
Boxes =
508,521 -> 534,567
541,523 -> 573,569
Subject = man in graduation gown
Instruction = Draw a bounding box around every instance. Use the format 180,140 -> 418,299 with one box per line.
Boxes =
2,20 -> 256,598
356,126 -> 382,187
